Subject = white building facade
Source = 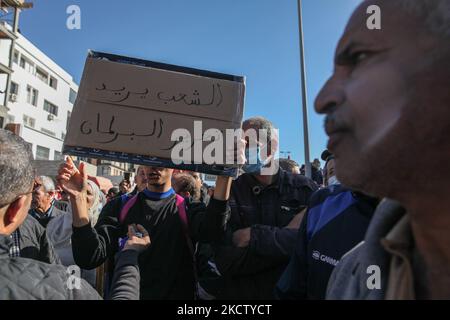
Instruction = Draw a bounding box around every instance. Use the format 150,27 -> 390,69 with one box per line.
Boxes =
1,30 -> 78,161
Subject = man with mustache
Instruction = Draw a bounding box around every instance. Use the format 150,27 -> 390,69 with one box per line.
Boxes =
129,165 -> 149,195
314,0 -> 450,299
208,117 -> 317,299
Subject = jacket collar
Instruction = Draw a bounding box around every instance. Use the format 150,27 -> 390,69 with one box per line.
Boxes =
242,169 -> 281,194
354,199 -> 408,298
30,204 -> 54,220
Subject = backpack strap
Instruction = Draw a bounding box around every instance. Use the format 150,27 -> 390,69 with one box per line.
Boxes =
118,192 -> 199,298
176,194 -> 199,299
176,194 -> 188,227
119,193 -> 139,224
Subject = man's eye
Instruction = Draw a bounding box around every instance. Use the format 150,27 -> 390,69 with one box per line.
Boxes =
351,51 -> 369,64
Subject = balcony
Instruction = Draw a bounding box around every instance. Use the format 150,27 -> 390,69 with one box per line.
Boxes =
0,22 -> 17,40
0,0 -> 32,8
0,62 -> 12,74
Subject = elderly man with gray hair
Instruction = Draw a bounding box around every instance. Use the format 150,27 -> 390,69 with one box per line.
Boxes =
0,129 -> 149,299
29,175 -> 65,228
314,0 -> 450,299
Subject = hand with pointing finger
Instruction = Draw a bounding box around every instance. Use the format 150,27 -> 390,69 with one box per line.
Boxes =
56,156 -> 88,200
123,224 -> 151,253
56,156 -> 90,227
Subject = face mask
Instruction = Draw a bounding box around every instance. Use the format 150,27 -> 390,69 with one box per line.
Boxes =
328,175 -> 340,186
242,145 -> 268,174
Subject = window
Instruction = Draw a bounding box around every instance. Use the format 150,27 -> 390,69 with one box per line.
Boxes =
23,115 -> 36,128
10,82 -> 18,94
54,151 -> 63,160
13,50 -> 19,64
66,111 -> 71,129
102,167 -> 111,176
20,56 -> 34,74
35,67 -> 48,83
69,88 -> 77,104
41,128 -> 56,136
9,82 -> 19,102
36,145 -> 50,160
49,76 -> 57,89
26,85 -> 38,106
43,100 -> 58,116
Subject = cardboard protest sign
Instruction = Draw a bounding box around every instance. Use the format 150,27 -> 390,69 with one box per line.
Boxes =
63,51 -> 245,176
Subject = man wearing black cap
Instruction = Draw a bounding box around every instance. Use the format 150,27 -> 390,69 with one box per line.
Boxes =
275,150 -> 379,299
321,150 -> 338,187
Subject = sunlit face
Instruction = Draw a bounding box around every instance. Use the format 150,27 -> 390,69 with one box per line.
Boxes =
325,159 -> 336,185
314,0 -> 450,197
31,178 -> 54,214
146,166 -> 173,187
134,166 -> 149,192
242,123 -> 277,163
119,180 -> 131,193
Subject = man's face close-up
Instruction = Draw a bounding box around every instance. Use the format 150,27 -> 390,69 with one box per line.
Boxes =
119,180 -> 131,193
189,172 -> 203,189
135,166 -> 149,192
146,167 -> 173,187
314,0 -> 450,198
31,178 -> 53,214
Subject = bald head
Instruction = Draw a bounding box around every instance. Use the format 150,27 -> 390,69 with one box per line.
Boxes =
348,1 -> 450,37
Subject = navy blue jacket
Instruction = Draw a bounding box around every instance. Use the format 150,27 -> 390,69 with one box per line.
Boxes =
275,184 -> 378,300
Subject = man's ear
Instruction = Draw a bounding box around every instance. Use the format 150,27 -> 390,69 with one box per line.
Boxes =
180,191 -> 190,198
4,196 -> 28,227
269,130 -> 279,157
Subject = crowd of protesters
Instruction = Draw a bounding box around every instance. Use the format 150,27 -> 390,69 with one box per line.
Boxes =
0,0 -> 449,300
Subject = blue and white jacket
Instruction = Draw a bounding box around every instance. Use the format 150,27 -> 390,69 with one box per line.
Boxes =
275,184 -> 378,300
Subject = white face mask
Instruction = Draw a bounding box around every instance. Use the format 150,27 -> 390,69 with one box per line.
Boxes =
328,175 -> 340,186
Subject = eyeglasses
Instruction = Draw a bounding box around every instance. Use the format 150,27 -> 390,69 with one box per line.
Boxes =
33,181 -> 42,192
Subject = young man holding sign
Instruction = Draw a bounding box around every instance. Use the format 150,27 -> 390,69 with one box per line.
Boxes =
57,157 -> 239,299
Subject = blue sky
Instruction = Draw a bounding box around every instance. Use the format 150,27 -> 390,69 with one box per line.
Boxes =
19,0 -> 361,165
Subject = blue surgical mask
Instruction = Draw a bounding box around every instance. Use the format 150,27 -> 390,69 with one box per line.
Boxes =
328,175 -> 340,186
242,145 -> 267,174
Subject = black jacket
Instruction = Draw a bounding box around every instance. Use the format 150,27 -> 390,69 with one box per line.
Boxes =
18,215 -> 60,264
28,205 -> 65,228
311,167 -> 323,186
200,184 -> 210,206
0,234 -> 100,299
212,169 -> 317,299
275,185 -> 378,300
72,192 -> 229,300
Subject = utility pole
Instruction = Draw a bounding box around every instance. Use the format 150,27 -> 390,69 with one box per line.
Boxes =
297,0 -> 312,178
